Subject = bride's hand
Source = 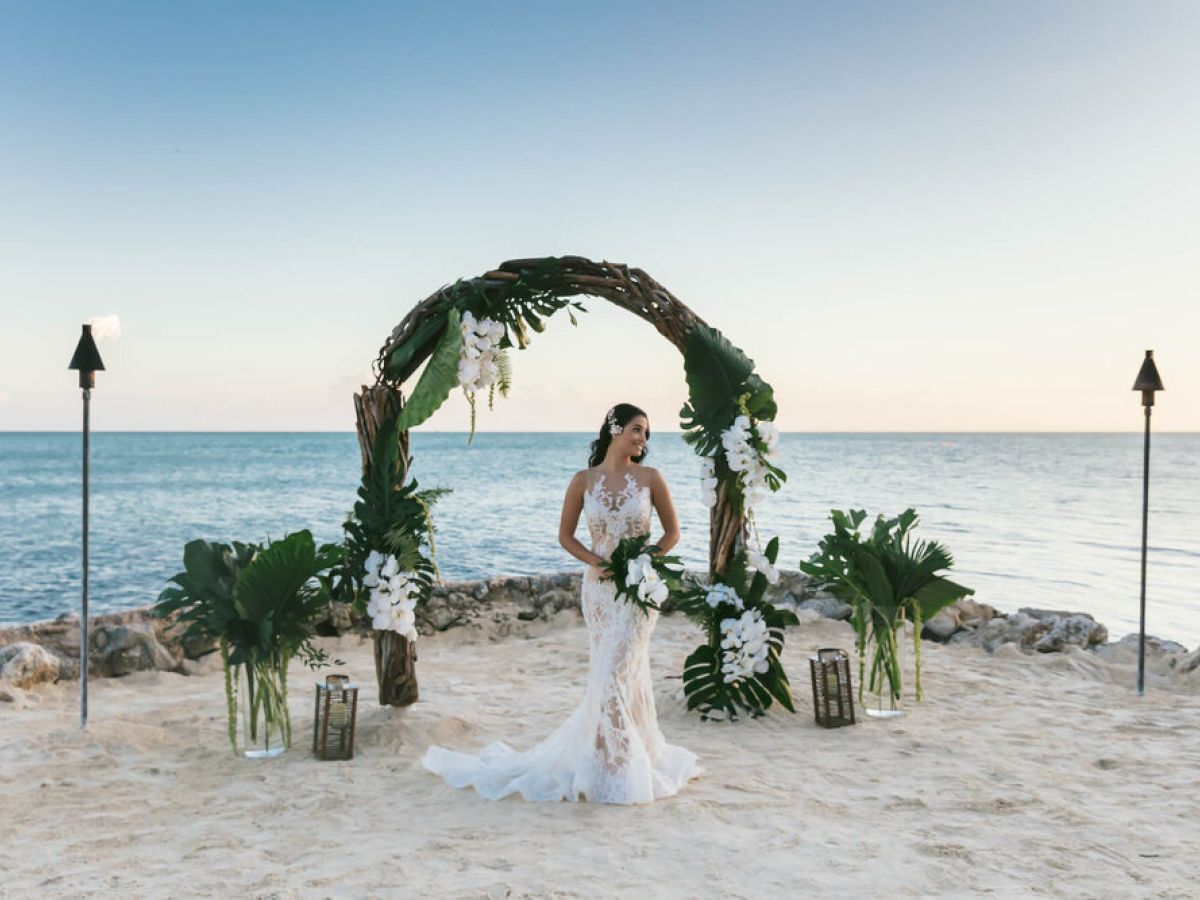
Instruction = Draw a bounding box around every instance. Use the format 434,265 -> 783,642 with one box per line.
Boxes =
591,556 -> 614,581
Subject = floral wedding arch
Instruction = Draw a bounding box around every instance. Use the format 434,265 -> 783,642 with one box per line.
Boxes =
346,256 -> 795,720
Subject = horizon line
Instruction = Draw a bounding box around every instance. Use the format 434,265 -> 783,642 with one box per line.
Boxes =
3,429 -> 1198,436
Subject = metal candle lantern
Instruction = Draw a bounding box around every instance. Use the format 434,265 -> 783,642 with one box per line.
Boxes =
313,674 -> 359,760
67,324 -> 106,729
810,648 -> 856,728
1132,349 -> 1165,696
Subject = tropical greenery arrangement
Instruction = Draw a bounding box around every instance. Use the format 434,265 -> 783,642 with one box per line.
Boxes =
675,536 -> 798,720
154,530 -> 339,755
371,256 -> 796,721
800,509 -> 973,713
317,412 -> 450,704
322,414 -> 448,621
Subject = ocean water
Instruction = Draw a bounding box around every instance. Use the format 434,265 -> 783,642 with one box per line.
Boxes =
1,432 -> 1197,647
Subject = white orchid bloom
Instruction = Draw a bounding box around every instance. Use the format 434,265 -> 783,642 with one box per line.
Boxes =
362,550 -> 384,588
626,558 -> 644,586
747,548 -> 780,585
756,420 -> 780,455
479,357 -> 499,386
649,579 -> 669,605
457,357 -> 482,388
706,583 -> 743,610
380,555 -> 400,579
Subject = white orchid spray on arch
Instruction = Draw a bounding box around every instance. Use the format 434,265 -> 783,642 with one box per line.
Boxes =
456,310 -> 513,442
680,359 -> 794,719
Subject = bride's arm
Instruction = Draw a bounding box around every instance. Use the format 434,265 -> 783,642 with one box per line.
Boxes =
558,471 -> 607,571
647,468 -> 681,555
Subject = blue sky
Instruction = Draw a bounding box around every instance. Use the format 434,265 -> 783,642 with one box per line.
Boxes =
1,1 -> 1197,431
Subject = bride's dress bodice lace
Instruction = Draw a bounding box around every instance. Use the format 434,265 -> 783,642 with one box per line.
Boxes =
583,471 -> 652,556
422,469 -> 701,804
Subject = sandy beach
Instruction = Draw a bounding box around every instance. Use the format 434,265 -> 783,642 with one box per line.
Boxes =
2,611 -> 1196,898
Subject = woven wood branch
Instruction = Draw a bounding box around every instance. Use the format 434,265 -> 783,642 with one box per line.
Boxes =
353,384 -> 409,478
353,383 -> 418,706
375,256 -> 710,385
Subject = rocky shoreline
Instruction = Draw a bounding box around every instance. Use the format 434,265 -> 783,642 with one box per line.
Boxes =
2,568 -> 1195,695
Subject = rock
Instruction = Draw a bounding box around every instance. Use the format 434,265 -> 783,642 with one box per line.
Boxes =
797,594 -> 852,621
771,592 -> 801,611
472,581 -> 489,600
956,599 -> 998,627
0,643 -> 61,688
1114,633 -> 1188,656
536,590 -> 576,616
96,625 -> 176,676
516,609 -> 539,621
964,615 -> 1033,653
180,631 -> 219,659
1176,648 -> 1200,674
57,657 -> 80,680
177,655 -> 222,677
922,608 -> 961,642
0,688 -> 16,702
327,602 -> 355,634
426,604 -> 468,631
1019,609 -> 1108,652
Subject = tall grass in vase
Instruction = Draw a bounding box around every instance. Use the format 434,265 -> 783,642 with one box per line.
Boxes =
802,509 -> 973,717
156,530 -> 338,756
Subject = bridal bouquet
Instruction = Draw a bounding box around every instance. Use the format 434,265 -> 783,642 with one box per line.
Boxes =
605,534 -> 686,616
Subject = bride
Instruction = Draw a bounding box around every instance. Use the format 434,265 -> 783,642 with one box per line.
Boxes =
422,402 -> 702,804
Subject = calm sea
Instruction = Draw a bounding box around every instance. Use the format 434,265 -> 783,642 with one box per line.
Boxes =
1,432 -> 1197,647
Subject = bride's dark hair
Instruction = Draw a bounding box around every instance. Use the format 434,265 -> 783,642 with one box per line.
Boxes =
588,403 -> 649,467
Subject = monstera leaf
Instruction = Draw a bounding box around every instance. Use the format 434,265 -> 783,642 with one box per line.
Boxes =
396,308 -> 462,431
682,602 -> 797,721
680,323 -> 777,455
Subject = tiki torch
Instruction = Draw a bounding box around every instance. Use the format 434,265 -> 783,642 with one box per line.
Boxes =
68,324 -> 105,727
1131,349 -> 1164,696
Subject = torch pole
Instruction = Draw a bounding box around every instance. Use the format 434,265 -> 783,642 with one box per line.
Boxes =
81,387 -> 90,728
1137,404 -> 1151,697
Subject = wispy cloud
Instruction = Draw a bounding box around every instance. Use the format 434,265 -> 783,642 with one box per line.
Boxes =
0,390 -> 9,405
86,314 -> 122,341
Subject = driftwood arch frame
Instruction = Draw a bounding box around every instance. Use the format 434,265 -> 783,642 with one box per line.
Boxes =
353,256 -> 792,718
360,256 -> 745,574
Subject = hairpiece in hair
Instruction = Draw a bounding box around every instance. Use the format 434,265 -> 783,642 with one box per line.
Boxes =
606,407 -> 623,436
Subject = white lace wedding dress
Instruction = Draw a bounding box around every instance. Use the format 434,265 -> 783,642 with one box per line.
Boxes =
422,470 -> 702,804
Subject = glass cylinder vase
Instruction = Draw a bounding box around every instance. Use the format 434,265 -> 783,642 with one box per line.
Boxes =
235,659 -> 291,758
862,611 -> 906,719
